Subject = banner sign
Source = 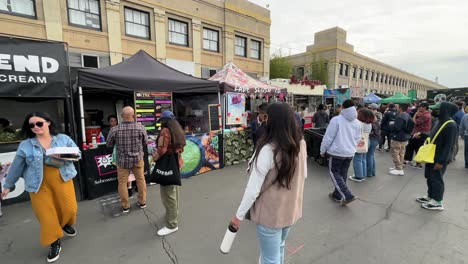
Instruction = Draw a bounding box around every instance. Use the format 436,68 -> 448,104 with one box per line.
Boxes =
0,36 -> 69,97
226,93 -> 246,125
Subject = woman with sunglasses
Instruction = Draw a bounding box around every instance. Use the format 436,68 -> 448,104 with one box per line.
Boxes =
1,112 -> 80,263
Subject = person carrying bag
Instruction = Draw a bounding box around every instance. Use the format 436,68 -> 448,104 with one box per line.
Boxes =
151,111 -> 185,236
414,120 -> 454,164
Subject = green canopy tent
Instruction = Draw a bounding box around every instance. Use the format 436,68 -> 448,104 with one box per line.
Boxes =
380,92 -> 414,104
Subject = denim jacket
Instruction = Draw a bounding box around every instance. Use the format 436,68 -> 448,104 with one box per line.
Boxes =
3,134 -> 80,193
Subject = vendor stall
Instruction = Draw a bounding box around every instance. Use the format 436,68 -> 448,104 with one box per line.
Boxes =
0,36 -> 76,204
380,92 -> 414,104
77,50 -> 220,199
323,88 -> 351,114
209,63 -> 287,166
363,93 -> 381,104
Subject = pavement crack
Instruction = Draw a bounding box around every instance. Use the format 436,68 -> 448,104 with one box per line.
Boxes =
142,208 -> 179,264
309,216 -> 386,263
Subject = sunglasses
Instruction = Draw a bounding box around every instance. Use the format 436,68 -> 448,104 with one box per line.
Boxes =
29,122 -> 45,129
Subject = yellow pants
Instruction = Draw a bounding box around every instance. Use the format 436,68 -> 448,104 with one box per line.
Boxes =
30,165 -> 77,246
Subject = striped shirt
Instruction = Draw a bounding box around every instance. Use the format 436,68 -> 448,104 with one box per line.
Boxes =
106,121 -> 148,169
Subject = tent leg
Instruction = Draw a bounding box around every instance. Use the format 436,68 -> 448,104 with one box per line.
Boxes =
78,86 -> 86,143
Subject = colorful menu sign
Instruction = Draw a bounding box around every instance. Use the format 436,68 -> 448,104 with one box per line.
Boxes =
135,92 -> 172,134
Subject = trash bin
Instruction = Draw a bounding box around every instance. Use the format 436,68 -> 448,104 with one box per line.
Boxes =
304,128 -> 328,166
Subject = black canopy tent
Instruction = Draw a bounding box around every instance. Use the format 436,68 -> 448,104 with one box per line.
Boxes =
77,50 -> 220,142
78,50 -> 219,93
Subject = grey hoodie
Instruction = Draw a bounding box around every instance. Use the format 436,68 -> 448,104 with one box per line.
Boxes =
320,106 -> 361,158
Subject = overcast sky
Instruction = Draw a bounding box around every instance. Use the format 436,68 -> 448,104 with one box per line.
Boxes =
249,0 -> 467,87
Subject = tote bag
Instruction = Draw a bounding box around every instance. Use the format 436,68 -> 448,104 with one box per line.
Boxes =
414,120 -> 454,164
356,124 -> 370,153
150,132 -> 181,186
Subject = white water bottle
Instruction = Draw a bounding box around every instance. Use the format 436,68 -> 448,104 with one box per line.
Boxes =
220,224 -> 238,254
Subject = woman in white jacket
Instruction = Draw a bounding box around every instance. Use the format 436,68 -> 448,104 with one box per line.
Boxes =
350,108 -> 375,182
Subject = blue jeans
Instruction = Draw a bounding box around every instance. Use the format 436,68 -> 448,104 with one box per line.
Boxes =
256,224 -> 291,264
464,136 -> 468,168
367,138 -> 379,177
353,153 -> 367,179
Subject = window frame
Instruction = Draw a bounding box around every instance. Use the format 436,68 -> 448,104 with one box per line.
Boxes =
365,70 -> 369,80
66,0 -> 102,31
124,7 -> 151,40
81,54 -> 100,68
168,18 -> 189,47
359,68 -> 363,79
250,39 -> 261,60
352,66 -> 357,79
0,0 -> 37,19
234,35 -> 247,57
339,63 -> 344,76
344,64 -> 349,77
202,27 -> 220,53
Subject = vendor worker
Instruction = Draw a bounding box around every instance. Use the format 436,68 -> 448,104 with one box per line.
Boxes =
102,114 -> 118,139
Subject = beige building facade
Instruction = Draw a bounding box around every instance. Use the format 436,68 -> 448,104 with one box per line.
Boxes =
285,27 -> 446,99
0,0 -> 270,79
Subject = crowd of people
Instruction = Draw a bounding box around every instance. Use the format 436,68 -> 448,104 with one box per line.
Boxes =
1,99 -> 467,264
319,99 -> 466,212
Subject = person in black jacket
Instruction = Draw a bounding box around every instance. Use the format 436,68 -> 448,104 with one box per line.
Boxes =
379,104 -> 397,151
251,103 -> 268,146
416,102 -> 459,211
389,104 -> 414,176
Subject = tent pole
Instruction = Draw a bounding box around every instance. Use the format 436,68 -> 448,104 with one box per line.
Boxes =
78,86 -> 86,143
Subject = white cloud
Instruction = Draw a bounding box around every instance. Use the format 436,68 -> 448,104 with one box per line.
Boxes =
249,0 -> 468,87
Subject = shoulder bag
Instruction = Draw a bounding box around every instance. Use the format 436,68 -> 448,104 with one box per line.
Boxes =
150,131 -> 181,186
414,120 -> 454,164
356,123 -> 369,153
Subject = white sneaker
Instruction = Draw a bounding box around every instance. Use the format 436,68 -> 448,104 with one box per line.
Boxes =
389,169 -> 404,176
157,226 -> 178,236
388,167 -> 395,171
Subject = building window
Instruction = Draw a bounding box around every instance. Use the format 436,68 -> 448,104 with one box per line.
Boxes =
352,67 -> 357,78
203,28 -> 219,52
67,0 -> 101,30
124,8 -> 150,39
376,73 -> 380,82
371,71 -> 375,81
235,36 -> 247,57
344,64 -> 349,77
359,68 -> 363,79
0,0 -> 35,17
250,40 -> 261,60
296,67 -> 305,78
365,70 -> 369,80
82,54 -> 99,68
169,18 -> 189,46
380,74 -> 384,83
339,63 -> 344,76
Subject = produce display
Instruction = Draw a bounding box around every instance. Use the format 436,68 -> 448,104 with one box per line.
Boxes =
223,130 -> 254,166
0,130 -> 21,143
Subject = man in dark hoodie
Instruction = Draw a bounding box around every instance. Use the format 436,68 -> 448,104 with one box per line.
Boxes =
389,104 -> 414,176
380,104 -> 397,151
416,102 -> 459,211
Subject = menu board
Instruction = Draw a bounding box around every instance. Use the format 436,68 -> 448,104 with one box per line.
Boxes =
135,92 -> 172,134
208,104 -> 221,132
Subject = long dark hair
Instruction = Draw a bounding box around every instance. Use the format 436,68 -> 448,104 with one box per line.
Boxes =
358,108 -> 375,124
160,118 -> 186,150
253,103 -> 302,189
21,112 -> 58,138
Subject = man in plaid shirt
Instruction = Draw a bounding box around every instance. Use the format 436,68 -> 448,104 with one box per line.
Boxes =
107,106 -> 148,213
